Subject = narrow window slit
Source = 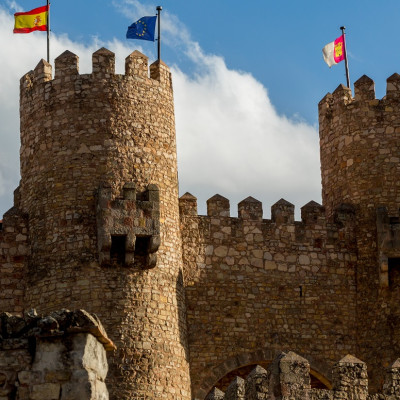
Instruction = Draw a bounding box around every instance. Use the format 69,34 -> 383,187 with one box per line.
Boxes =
110,235 -> 126,266
388,257 -> 400,289
134,236 -> 150,267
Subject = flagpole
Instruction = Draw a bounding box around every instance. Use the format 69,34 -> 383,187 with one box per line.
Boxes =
47,0 -> 50,63
340,26 -> 350,88
156,6 -> 162,60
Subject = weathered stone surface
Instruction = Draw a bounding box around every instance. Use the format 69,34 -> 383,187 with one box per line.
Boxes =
0,48 -> 192,400
279,351 -> 311,397
181,193 -> 358,398
244,365 -> 269,399
2,48 -> 400,400
207,353 -> 398,400
224,376 -> 245,400
73,333 -> 108,381
30,383 -> 61,400
205,387 -> 225,400
319,80 -> 400,391
0,310 -> 111,400
332,355 -> 368,400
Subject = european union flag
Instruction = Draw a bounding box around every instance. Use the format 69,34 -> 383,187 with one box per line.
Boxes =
126,16 -> 157,41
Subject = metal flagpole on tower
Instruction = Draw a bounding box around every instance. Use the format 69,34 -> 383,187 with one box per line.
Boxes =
340,26 -> 350,88
156,6 -> 162,60
47,0 -> 50,63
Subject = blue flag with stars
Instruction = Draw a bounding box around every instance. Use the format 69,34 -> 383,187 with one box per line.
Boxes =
126,16 -> 157,41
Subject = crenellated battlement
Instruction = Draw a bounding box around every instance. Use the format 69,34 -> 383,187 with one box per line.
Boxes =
318,74 -> 400,132
180,193 -> 357,279
20,47 -> 172,93
319,73 -> 400,114
179,193 -> 358,273
180,192 -> 354,232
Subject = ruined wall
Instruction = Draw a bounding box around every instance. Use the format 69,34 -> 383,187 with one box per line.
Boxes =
204,351 -> 400,400
180,194 -> 358,399
11,49 -> 191,399
319,75 -> 400,390
0,309 -> 114,400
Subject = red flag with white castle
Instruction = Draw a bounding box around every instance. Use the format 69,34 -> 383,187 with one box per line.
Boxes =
322,35 -> 345,67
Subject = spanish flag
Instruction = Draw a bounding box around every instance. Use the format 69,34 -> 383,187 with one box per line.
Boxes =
14,5 -> 49,34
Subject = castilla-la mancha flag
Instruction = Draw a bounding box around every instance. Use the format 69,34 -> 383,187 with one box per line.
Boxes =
13,5 -> 49,34
322,35 -> 345,67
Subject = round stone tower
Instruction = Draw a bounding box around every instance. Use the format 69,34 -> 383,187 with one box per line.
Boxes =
19,48 -> 191,399
318,74 -> 400,391
319,74 -> 400,218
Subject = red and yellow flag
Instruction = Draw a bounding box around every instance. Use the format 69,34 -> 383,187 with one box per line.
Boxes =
14,5 -> 49,34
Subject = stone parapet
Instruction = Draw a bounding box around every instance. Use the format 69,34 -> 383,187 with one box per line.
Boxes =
179,195 -> 356,249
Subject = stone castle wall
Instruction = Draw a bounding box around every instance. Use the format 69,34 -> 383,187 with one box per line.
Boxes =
319,76 -> 400,391
179,194 -> 358,399
0,188 -> 28,316
2,49 -> 400,400
1,49 -> 192,400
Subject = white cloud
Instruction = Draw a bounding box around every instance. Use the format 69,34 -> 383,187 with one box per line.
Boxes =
113,1 -> 322,217
172,56 -> 321,217
0,3 -> 321,220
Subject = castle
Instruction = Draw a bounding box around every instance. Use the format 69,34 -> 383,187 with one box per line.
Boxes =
1,48 -> 400,400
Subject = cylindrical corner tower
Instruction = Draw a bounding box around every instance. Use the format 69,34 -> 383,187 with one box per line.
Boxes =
19,48 -> 191,399
318,74 -> 400,391
319,75 -> 400,218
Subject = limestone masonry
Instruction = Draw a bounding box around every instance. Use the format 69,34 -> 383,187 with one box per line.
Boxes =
0,48 -> 400,400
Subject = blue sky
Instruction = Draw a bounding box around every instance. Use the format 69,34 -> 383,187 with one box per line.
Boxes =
1,1 -> 399,218
48,0 -> 400,122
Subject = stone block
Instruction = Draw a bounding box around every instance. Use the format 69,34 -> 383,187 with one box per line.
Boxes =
224,376 -> 245,400
279,351 -> 311,397
239,197 -> 263,221
354,75 -> 375,101
245,365 -> 269,399
271,198 -> 294,224
332,355 -> 368,400
71,333 -> 108,381
30,383 -> 61,400
207,194 -> 230,217
32,339 -> 66,372
205,387 -> 225,400
179,193 -> 198,216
